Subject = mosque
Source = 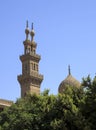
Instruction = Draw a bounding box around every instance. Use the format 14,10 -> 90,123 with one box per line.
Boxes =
0,22 -> 80,111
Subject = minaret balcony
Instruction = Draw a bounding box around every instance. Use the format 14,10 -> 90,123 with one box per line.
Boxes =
18,72 -> 43,82
30,71 -> 43,79
20,53 -> 41,62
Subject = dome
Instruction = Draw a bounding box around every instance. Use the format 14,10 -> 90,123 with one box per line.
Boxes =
58,66 -> 81,93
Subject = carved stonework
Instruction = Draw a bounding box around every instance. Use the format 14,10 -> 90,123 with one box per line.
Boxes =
18,22 -> 43,98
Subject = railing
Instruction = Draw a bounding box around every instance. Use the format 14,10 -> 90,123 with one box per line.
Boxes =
30,71 -> 43,79
18,71 -> 43,79
21,52 -> 41,59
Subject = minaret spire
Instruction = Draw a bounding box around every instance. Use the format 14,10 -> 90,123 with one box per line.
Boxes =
68,65 -> 71,75
26,20 -> 28,28
32,22 -> 33,30
25,20 -> 29,40
30,22 -> 35,41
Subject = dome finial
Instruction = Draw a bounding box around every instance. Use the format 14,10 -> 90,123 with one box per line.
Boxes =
25,20 -> 29,40
30,22 -> 35,41
68,65 -> 71,75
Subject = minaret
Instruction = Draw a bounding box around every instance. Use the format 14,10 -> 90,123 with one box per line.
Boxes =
18,21 -> 43,98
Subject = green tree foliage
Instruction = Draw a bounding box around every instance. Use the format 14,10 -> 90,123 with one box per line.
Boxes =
0,75 -> 96,130
81,75 -> 96,129
0,89 -> 85,130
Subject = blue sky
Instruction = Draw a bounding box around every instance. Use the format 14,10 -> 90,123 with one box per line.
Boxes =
0,0 -> 96,101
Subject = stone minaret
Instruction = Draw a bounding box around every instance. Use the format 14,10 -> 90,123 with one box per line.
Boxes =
18,21 -> 43,98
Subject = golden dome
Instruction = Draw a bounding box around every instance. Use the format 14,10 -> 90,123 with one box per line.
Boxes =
58,66 -> 81,93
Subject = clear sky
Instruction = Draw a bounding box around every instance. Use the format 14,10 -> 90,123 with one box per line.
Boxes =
0,0 -> 96,101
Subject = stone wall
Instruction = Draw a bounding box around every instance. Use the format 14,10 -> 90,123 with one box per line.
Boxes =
0,99 -> 13,109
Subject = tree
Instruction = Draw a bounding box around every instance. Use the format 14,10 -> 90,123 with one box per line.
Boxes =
81,75 -> 96,129
0,87 -> 87,130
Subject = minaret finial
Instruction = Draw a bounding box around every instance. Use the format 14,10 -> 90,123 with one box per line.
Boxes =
30,22 -> 35,41
32,22 -> 33,30
25,20 -> 29,40
26,20 -> 28,28
68,65 -> 71,75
